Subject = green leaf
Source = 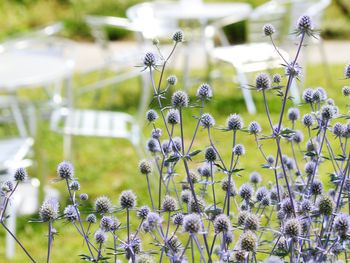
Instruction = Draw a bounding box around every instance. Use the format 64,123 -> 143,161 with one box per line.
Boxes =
189,149 -> 201,157
165,155 -> 180,163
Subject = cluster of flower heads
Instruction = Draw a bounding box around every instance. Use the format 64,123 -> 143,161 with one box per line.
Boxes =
3,16 -> 350,263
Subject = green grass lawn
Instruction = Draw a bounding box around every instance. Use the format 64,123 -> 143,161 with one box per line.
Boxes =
1,0 -> 350,41
0,61 -> 347,262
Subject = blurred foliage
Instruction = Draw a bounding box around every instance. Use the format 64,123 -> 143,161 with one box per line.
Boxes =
0,0 -> 349,42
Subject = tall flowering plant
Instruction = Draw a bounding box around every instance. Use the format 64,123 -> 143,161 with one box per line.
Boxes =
2,15 -> 350,263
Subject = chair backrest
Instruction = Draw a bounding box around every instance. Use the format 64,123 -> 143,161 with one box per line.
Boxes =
277,0 -> 331,38
126,1 -> 179,40
247,0 -> 288,44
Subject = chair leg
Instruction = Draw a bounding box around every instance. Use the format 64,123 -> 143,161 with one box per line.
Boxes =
236,69 -> 256,114
318,38 -> 333,88
6,204 -> 16,259
290,78 -> 300,104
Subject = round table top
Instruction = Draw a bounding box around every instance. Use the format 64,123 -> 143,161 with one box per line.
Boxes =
128,2 -> 252,21
0,51 -> 74,90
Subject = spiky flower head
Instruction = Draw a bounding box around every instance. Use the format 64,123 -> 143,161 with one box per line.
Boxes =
143,52 -> 156,68
300,200 -> 312,215
147,138 -> 160,153
100,216 -> 114,231
284,218 -> 301,239
147,212 -> 162,228
256,187 -> 268,202
297,15 -> 313,35
183,213 -> 201,233
285,62 -> 302,77
39,198 -> 59,222
119,190 -> 136,209
172,90 -> 189,108
248,121 -> 261,134
181,190 -> 191,203
255,73 -> 271,90
237,211 -> 250,225
233,144 -> 245,156
14,167 -> 27,182
167,75 -> 177,85
273,74 -> 282,84
173,213 -> 184,226
267,155 -> 275,166
302,113 -> 314,127
205,146 -> 217,162
198,165 -> 211,177
311,180 -> 323,195
125,237 -> 142,259
345,64 -> 350,78
64,205 -> 78,222
332,123 -> 344,137
95,196 -> 112,214
69,180 -> 80,191
281,198 -> 294,217
239,183 -> 253,200
227,114 -> 243,130
94,229 -> 107,244
302,88 -> 314,104
304,161 -> 316,176
137,205 -> 150,220
167,235 -> 182,254
1,180 -> 13,192
214,214 -> 231,233
250,172 -> 261,184
316,87 -> 327,101
86,213 -> 97,223
200,113 -> 215,128
172,30 -> 184,42
152,38 -> 159,45
139,160 -> 152,175
189,171 -> 200,184
317,195 -> 334,215
189,196 -> 205,213
146,109 -> 158,122
306,140 -> 319,152
288,108 -> 300,121
151,128 -> 162,140
244,213 -> 260,231
291,130 -> 304,143
166,109 -> 180,125
57,161 -> 74,180
234,250 -> 248,262
321,105 -> 335,120
162,195 -> 178,212
221,177 -> 237,196
263,24 -> 275,36
196,83 -> 213,100
240,231 -> 257,252
269,187 -> 278,202
333,214 -> 350,236
80,193 -> 88,201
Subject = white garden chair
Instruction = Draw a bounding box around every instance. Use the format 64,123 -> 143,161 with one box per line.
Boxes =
0,96 -> 38,259
207,0 -> 299,114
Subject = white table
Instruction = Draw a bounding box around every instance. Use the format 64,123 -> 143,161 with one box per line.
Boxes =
0,51 -> 74,91
150,2 -> 252,22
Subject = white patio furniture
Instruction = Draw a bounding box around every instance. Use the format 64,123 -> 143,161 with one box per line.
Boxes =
282,0 -> 332,86
0,96 -> 38,259
126,1 -> 252,89
208,0 -> 299,114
